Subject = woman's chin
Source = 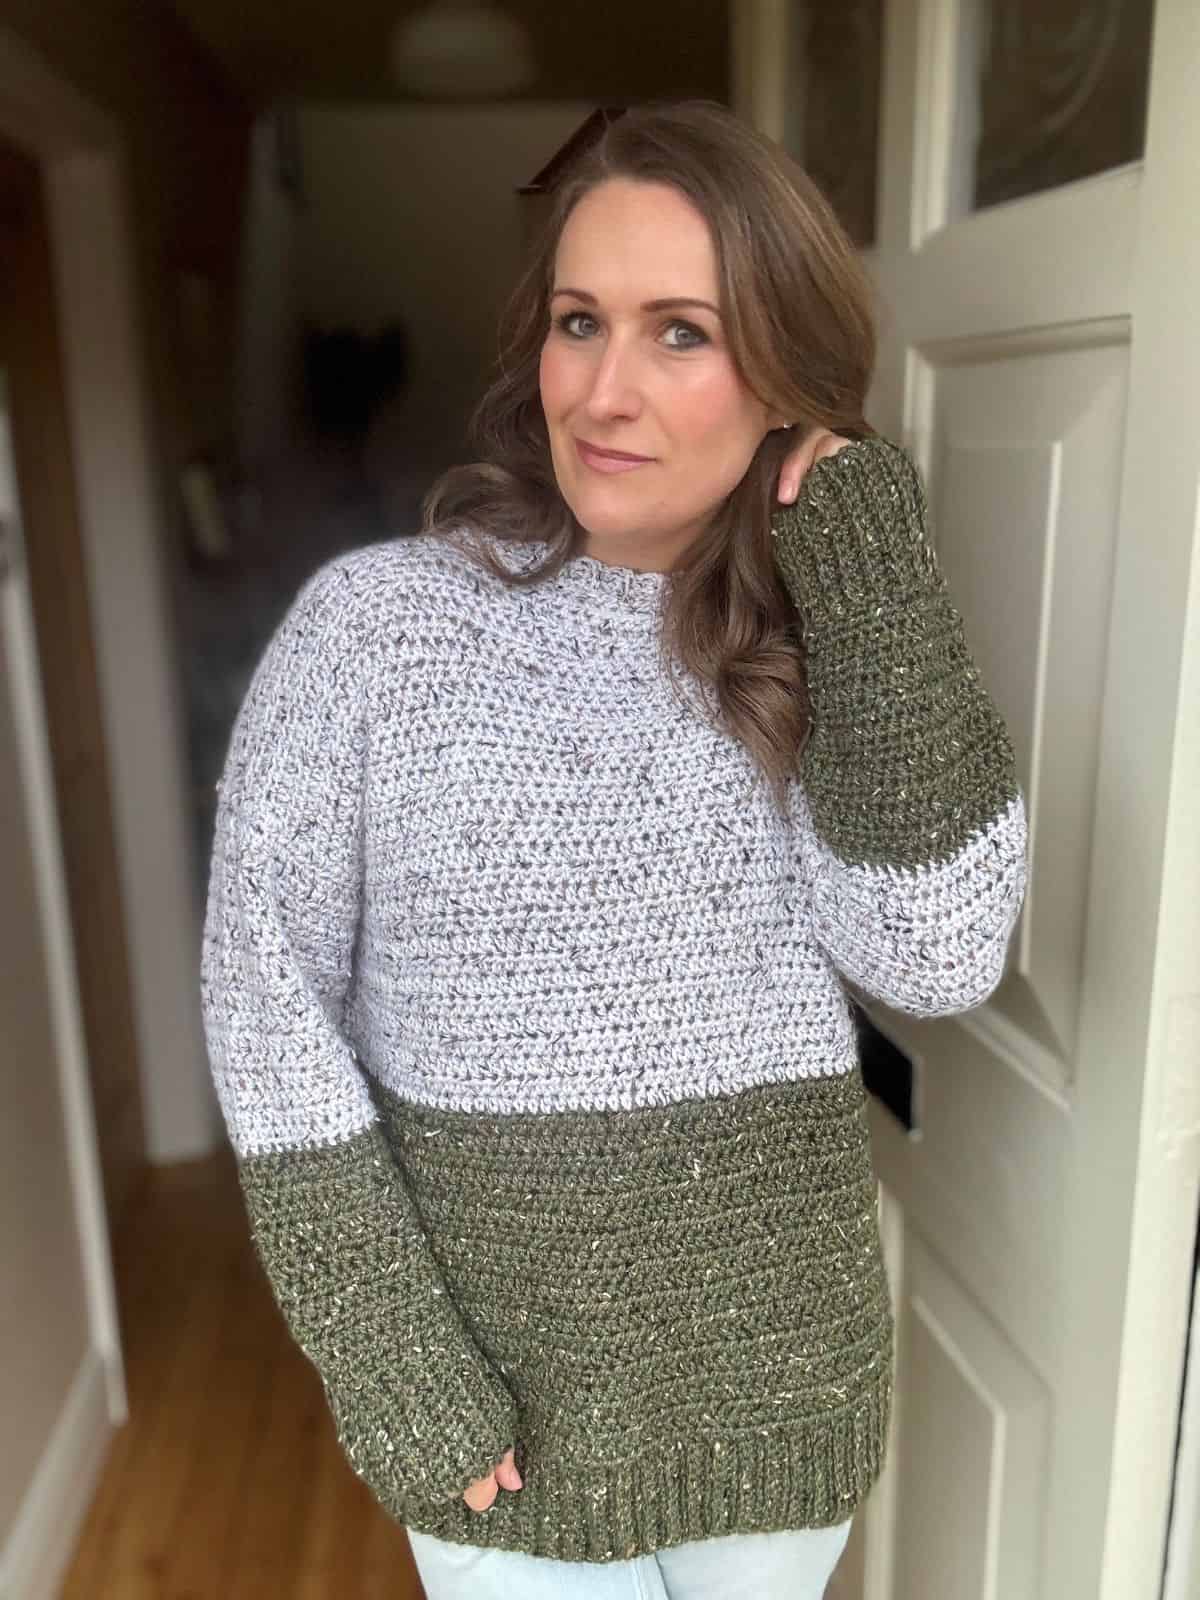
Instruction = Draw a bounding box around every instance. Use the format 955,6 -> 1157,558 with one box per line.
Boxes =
567,495 -> 657,543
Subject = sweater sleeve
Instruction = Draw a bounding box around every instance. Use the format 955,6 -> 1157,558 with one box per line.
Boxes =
200,556 -> 518,1513
771,435 -> 1028,1016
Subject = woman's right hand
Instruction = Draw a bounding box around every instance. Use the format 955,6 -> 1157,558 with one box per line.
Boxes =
462,1446 -> 523,1512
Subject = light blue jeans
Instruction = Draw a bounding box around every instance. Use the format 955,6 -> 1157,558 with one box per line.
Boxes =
407,1520 -> 854,1599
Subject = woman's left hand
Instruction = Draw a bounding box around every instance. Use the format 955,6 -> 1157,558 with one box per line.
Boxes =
776,426 -> 857,506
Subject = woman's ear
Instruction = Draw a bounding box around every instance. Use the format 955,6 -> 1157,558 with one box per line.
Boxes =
758,393 -> 794,435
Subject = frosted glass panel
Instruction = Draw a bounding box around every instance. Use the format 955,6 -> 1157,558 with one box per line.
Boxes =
789,0 -> 883,248
956,0 -> 1155,217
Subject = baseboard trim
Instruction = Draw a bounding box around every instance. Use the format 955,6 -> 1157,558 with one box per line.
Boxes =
0,1347 -> 116,1600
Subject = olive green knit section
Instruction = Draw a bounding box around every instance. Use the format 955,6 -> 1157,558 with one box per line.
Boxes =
238,1072 -> 891,1560
381,1070 -> 888,1559
772,435 -> 1019,869
237,1123 -> 519,1509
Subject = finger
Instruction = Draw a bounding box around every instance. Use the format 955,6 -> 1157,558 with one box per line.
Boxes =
779,437 -> 819,505
463,1473 -> 499,1512
777,442 -> 804,505
792,428 -> 838,495
786,432 -> 851,498
495,1456 -> 523,1490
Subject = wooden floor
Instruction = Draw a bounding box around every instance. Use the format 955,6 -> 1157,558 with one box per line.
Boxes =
61,1144 -> 428,1598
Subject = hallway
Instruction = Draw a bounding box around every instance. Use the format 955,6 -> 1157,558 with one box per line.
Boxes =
60,1151 -> 427,1597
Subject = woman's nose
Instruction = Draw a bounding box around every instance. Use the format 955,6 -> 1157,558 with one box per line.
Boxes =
584,340 -> 642,422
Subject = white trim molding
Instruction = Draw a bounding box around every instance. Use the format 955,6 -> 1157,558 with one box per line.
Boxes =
0,26 -> 219,1163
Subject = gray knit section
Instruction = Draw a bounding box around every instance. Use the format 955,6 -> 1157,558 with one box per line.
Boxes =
799,791 -> 1027,1014
201,532 -> 1026,1158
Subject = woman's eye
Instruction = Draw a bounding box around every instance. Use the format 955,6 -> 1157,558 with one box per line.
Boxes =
662,321 -> 708,351
558,311 -> 598,338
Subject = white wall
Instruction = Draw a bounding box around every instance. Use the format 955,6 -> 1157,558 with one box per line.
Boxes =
295,103 -> 594,472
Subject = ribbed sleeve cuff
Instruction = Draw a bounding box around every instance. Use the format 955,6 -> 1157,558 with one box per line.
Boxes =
322,1331 -> 520,1511
771,436 -> 943,637
771,434 -> 1020,869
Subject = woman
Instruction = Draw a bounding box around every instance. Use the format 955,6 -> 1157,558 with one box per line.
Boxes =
201,101 -> 1027,1599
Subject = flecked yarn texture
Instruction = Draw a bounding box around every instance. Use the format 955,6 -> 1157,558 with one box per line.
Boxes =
201,435 -> 1028,1561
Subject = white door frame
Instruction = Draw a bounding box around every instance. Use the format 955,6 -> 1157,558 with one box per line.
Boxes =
0,26 -> 219,1164
1163,1245 -> 1200,1599
0,393 -> 125,1600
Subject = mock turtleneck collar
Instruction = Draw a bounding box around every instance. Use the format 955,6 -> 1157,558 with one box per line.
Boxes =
557,548 -> 668,614
478,534 -> 669,618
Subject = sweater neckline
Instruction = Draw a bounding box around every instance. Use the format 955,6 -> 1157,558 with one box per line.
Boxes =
559,548 -> 668,613
485,535 -> 669,618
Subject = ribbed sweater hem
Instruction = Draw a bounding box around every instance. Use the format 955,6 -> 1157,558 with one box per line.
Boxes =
402,1363 -> 891,1563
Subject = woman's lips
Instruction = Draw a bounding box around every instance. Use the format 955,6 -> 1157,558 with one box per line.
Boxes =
575,438 -> 654,474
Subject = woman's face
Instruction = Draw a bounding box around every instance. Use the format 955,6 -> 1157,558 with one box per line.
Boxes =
539,178 -> 781,572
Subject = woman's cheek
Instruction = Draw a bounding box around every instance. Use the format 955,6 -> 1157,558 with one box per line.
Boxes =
540,337 -> 583,414
690,374 -> 772,477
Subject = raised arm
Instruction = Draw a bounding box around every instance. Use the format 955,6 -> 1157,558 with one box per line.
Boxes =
772,435 -> 1028,1016
200,556 -> 517,1514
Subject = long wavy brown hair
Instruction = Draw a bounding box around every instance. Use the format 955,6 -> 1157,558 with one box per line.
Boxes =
423,99 -> 879,810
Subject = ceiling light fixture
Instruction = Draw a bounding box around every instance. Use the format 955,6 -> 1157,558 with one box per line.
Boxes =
390,1 -> 537,100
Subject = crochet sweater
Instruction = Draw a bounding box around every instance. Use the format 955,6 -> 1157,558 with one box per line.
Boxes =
200,435 -> 1027,1562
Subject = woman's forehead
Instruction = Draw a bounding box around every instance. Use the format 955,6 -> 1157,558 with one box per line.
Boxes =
554,179 -> 719,304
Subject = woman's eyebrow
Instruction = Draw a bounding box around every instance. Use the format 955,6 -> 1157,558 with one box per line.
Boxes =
551,287 -> 721,316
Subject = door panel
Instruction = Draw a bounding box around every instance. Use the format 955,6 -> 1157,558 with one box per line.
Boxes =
874,1048 -> 1069,1380
920,336 -> 1128,1076
893,1232 -> 1050,1600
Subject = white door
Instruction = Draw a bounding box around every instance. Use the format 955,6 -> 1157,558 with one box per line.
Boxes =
0,377 -> 125,1595
738,2 -> 1200,1596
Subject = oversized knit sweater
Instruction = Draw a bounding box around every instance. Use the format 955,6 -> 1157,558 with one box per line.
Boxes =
200,435 -> 1027,1563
